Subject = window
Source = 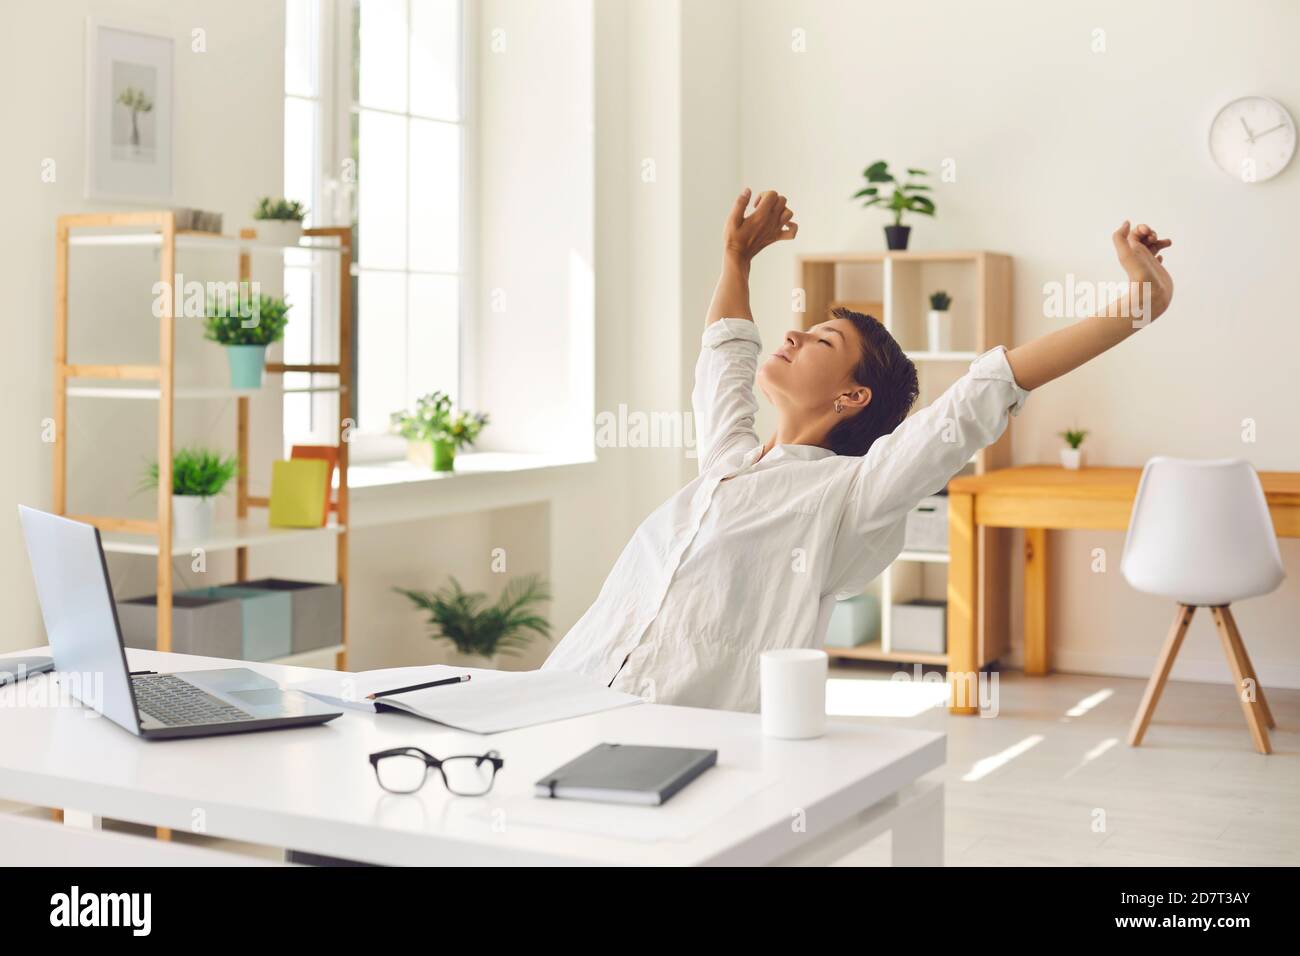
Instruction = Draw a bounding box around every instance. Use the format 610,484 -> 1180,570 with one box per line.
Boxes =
284,0 -> 468,457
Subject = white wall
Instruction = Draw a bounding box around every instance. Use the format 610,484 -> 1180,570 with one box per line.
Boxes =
0,0 -> 286,646
474,0 -> 594,457
733,0 -> 1300,686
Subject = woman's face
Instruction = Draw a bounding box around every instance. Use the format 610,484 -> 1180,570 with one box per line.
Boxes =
757,316 -> 868,414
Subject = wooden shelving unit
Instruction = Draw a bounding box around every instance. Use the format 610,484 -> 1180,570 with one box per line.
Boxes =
53,211 -> 354,669
796,250 -> 1013,669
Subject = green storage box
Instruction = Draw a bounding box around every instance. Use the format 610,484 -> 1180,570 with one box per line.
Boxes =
236,578 -> 342,654
824,593 -> 880,648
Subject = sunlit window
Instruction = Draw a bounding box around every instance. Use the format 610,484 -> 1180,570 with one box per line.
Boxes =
284,0 -> 466,453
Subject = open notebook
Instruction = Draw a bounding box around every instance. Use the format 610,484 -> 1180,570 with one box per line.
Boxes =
290,665 -> 642,734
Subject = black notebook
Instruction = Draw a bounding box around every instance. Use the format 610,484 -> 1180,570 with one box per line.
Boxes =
534,743 -> 718,806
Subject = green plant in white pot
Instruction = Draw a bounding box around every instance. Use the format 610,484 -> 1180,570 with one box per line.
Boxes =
204,286 -> 291,389
390,391 -> 489,472
1059,428 -> 1087,470
926,290 -> 952,352
394,575 -> 552,668
252,196 -> 307,246
142,448 -> 239,542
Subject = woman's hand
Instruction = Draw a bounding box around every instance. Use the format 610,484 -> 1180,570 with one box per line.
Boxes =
1113,221 -> 1174,323
724,188 -> 798,264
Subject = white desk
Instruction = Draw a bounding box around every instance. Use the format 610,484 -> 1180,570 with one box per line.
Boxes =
0,647 -> 945,866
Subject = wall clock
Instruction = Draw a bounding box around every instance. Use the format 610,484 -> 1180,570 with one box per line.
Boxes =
1208,95 -> 1296,183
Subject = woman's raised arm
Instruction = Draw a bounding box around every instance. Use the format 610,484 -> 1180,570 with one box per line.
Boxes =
705,188 -> 798,327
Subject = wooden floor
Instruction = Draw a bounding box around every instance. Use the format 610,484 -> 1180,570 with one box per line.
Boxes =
828,665 -> 1300,866
5,668 -> 1296,866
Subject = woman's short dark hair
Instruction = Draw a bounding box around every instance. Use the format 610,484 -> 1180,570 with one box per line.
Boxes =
825,307 -> 919,457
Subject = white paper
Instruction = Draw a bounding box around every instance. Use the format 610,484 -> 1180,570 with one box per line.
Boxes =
291,665 -> 642,733
290,664 -> 505,713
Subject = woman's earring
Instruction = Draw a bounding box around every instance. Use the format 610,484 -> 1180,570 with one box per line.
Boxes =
834,400 -> 843,414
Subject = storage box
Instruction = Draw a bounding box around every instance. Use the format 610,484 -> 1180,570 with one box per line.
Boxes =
903,495 -> 949,552
178,586 -> 292,661
117,592 -> 244,659
824,593 -> 880,648
236,578 -> 342,654
891,599 -> 947,655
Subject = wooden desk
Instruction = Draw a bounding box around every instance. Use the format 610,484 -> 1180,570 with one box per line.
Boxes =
944,465 -> 1300,714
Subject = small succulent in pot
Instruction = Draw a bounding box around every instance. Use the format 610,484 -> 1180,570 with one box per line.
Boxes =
926,290 -> 954,351
252,196 -> 308,246
1059,428 -> 1088,470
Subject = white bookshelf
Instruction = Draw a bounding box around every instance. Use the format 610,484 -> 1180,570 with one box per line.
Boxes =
797,250 -> 1014,667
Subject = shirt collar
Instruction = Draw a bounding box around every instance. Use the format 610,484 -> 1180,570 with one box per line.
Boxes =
745,443 -> 836,465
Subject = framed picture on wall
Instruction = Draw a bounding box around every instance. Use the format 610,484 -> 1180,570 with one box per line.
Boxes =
84,19 -> 173,202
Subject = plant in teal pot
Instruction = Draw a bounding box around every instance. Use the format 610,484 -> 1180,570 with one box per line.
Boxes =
204,284 -> 291,389
391,391 -> 489,472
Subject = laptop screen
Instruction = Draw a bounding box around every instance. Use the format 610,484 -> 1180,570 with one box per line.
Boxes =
18,507 -> 141,734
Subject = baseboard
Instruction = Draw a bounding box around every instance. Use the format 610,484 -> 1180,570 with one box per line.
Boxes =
1003,646 -> 1300,691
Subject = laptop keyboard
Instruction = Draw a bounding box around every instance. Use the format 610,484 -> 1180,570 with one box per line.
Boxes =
132,674 -> 255,727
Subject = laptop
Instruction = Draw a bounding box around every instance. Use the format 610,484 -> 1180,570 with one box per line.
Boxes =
18,506 -> 342,739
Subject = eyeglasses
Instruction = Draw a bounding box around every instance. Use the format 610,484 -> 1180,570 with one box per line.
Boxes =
368,747 -> 504,796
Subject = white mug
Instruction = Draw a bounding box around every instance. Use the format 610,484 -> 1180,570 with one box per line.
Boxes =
760,649 -> 828,739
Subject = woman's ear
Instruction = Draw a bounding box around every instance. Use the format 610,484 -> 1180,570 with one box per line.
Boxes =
836,387 -> 872,413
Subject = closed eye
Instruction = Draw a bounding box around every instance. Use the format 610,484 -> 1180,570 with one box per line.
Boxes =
818,338 -> 833,347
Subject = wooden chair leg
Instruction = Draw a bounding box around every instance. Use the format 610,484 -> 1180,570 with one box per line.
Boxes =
1212,606 -> 1273,754
1129,604 -> 1195,746
1217,606 -> 1275,729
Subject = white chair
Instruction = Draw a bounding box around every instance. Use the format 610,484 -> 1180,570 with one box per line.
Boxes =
1121,457 -> 1284,754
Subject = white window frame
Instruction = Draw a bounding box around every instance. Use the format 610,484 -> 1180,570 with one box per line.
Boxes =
283,0 -> 339,449
288,0 -> 474,463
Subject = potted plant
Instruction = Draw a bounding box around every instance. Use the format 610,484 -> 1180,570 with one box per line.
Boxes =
852,160 -> 936,250
252,196 -> 308,246
1059,429 -> 1088,470
204,286 -> 291,388
927,290 -> 953,351
394,575 -> 552,667
390,391 -> 489,472
141,448 -> 239,542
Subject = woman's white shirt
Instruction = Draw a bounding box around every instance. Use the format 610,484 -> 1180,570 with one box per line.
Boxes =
542,318 -> 1029,712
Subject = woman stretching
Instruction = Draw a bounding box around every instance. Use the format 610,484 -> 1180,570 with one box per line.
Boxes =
544,189 -> 1174,712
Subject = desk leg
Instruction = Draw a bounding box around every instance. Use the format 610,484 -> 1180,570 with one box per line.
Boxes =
768,781 -> 945,867
890,780 -> 945,866
947,491 -> 979,714
62,809 -> 102,830
1024,527 -> 1049,675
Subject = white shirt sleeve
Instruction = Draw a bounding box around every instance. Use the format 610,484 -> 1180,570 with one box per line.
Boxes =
835,344 -> 1029,545
692,319 -> 764,473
